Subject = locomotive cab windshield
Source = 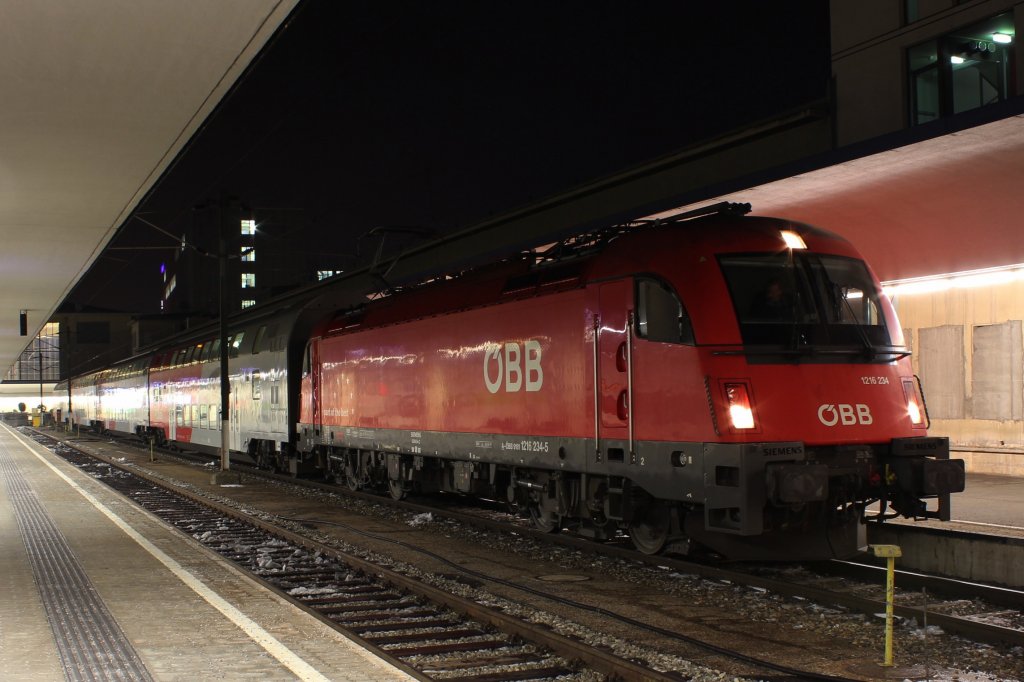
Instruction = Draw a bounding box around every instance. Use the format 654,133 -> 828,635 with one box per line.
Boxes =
719,252 -> 904,361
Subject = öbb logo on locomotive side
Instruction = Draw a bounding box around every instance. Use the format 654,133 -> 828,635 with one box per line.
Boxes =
484,340 -> 543,393
817,403 -> 873,426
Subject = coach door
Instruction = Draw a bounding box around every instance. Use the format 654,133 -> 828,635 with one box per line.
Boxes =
595,279 -> 633,464
307,340 -> 323,438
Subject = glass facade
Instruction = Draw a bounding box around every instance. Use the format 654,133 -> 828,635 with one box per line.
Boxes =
4,323 -> 61,382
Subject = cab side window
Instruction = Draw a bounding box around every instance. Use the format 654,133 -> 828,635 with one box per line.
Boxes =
636,277 -> 694,345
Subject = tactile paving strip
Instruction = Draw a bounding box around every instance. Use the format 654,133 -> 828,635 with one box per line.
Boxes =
0,445 -> 153,682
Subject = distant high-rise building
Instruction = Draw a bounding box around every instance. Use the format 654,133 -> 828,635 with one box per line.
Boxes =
161,211 -> 345,316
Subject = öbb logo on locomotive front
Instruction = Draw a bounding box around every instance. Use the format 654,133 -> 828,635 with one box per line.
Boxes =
483,340 -> 544,393
817,403 -> 874,426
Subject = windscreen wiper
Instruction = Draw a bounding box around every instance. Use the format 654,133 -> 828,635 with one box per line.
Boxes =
836,284 -> 878,358
711,345 -> 911,359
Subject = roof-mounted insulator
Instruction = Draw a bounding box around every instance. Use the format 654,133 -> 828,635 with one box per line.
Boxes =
658,201 -> 752,225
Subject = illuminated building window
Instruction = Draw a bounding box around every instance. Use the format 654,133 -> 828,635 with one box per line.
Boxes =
241,247 -> 255,262
241,273 -> 255,288
908,14 -> 1014,126
242,299 -> 256,309
317,270 -> 340,281
164,275 -> 177,299
240,219 -> 256,235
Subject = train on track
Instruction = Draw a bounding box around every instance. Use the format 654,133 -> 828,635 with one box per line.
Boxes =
62,204 -> 965,560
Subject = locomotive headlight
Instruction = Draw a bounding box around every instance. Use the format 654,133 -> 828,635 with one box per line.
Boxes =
902,378 -> 927,428
906,396 -> 923,425
724,382 -> 756,429
780,230 -> 807,249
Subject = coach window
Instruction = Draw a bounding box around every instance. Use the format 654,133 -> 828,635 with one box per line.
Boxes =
252,325 -> 266,354
636,277 -> 695,344
231,332 -> 245,358
209,338 -> 220,361
302,343 -> 311,378
252,370 -> 262,400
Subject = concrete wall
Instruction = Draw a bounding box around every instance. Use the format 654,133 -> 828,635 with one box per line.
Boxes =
892,278 -> 1024,474
868,523 -> 1024,587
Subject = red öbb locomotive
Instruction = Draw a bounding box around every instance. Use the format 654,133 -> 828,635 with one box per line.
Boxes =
297,204 -> 965,559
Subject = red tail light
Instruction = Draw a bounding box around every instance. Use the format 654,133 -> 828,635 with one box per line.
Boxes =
902,377 -> 927,428
724,382 -> 756,430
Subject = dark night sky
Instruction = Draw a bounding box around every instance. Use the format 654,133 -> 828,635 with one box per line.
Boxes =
70,1 -> 830,313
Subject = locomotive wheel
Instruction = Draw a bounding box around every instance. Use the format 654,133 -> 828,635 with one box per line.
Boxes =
255,446 -> 273,471
388,479 -> 406,501
529,507 -> 560,534
628,503 -> 671,555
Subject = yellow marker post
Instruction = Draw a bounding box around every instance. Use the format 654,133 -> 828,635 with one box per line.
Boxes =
870,544 -> 902,667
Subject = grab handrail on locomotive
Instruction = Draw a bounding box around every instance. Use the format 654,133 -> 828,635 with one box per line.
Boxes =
63,203 -> 966,560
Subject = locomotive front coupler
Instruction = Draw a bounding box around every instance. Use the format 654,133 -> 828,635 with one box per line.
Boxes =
883,436 -> 965,521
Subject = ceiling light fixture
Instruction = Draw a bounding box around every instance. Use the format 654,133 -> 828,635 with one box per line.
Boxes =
882,263 -> 1024,297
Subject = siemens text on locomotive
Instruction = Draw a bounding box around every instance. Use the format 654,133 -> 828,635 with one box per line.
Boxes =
66,205 -> 966,560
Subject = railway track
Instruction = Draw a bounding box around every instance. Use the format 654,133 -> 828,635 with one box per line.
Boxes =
195,448 -> 1022,648
284,497 -> 1024,647
35,428 -> 1024,677
34,434 -> 654,681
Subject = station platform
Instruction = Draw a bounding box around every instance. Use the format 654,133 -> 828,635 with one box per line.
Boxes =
0,423 -> 416,682
945,471 -> 1024,532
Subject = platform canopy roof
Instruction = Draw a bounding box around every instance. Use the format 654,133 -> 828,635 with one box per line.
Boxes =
649,114 -> 1024,283
0,0 -> 298,378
